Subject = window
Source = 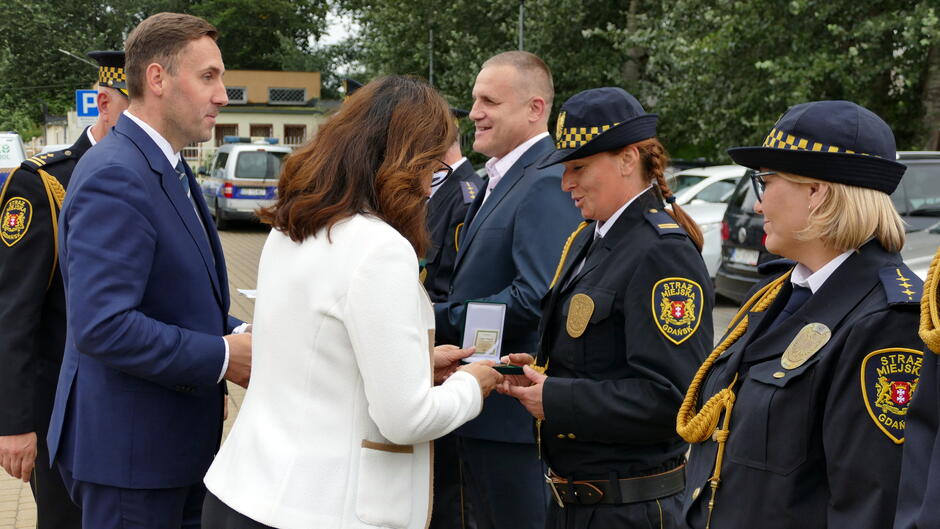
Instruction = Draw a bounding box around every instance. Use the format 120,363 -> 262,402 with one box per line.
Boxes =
268,87 -> 306,105
284,125 -> 307,146
212,153 -> 228,178
234,151 -> 287,179
215,124 -> 238,146
694,179 -> 739,203
226,87 -> 247,104
250,124 -> 273,138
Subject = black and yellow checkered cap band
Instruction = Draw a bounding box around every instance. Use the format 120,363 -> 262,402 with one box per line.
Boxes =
762,127 -> 873,157
98,66 -> 126,88
556,122 -> 621,150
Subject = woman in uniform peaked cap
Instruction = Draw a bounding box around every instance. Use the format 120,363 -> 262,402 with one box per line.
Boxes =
678,100 -> 922,529
500,86 -> 714,528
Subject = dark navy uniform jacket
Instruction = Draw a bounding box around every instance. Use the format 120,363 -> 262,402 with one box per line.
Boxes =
0,130 -> 92,437
683,241 -> 923,529
423,159 -> 481,302
539,188 -> 713,479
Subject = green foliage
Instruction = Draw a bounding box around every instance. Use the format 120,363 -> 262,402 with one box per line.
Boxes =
0,0 -> 332,139
340,0 -> 940,160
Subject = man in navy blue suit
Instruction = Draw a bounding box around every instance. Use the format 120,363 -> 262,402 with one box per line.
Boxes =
434,51 -> 582,529
47,13 -> 251,529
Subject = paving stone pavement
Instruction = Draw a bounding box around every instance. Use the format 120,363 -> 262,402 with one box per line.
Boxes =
1,222 -> 738,528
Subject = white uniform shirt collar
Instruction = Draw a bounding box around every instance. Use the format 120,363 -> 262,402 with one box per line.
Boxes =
86,126 -> 97,146
791,249 -> 854,293
595,185 -> 654,239
483,131 -> 550,195
123,110 -> 181,167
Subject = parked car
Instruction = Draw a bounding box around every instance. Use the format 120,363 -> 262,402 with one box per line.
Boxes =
669,165 -> 747,279
0,132 -> 27,188
714,151 -> 940,302
671,164 -> 746,206
197,136 -> 291,229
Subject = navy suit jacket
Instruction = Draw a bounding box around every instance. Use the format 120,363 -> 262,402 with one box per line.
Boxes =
434,135 -> 582,443
47,115 -> 239,489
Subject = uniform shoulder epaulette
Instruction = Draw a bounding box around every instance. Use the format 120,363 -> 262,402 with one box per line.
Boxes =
643,208 -> 687,237
879,264 -> 923,306
460,180 -> 479,204
21,149 -> 76,172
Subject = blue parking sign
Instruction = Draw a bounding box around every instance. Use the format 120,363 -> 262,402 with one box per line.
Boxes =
76,89 -> 99,118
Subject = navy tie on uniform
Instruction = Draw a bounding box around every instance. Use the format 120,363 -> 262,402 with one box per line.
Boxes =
767,284 -> 812,331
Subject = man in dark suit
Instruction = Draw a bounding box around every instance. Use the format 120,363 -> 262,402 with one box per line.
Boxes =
47,13 -> 251,529
433,51 -> 582,529
0,50 -> 129,529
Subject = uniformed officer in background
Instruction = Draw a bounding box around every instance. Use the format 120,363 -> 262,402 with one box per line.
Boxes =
423,108 -> 482,302
0,50 -> 128,528
500,87 -> 713,528
425,108 -> 483,529
677,100 -> 920,529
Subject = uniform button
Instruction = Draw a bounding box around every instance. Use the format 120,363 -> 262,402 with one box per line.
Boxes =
692,487 -> 701,501
567,433 -> 576,439
556,434 -> 565,439
649,208 -> 658,213
773,371 -> 786,379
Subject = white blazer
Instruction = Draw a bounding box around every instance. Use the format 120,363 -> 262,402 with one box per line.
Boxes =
204,214 -> 483,529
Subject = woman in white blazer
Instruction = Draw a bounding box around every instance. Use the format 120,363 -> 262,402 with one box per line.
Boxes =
202,76 -> 503,529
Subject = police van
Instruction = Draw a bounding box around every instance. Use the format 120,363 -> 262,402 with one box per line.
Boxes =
0,132 -> 27,189
198,136 -> 290,229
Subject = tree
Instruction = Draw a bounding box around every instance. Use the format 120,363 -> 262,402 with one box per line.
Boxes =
339,0 -> 939,159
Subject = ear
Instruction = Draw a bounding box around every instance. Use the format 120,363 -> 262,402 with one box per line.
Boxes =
528,96 -> 547,124
96,89 -> 110,114
618,145 -> 641,178
144,62 -> 167,97
808,181 -> 828,205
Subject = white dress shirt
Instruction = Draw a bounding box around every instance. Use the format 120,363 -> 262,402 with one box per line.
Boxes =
482,131 -> 550,203
790,250 -> 855,293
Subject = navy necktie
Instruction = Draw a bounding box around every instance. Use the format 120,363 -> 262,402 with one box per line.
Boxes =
767,285 -> 812,331
176,160 -> 191,199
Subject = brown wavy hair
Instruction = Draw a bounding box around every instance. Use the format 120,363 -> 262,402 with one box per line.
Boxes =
259,76 -> 456,257
635,138 -> 705,251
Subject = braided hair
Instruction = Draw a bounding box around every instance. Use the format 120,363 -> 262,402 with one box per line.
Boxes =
635,138 -> 704,252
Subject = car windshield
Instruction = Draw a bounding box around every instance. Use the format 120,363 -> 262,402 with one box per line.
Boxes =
234,151 -> 286,180
894,162 -> 940,215
693,179 -> 739,203
671,174 -> 707,193
727,176 -> 758,212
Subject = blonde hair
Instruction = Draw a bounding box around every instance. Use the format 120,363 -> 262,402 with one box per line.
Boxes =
778,172 -> 904,252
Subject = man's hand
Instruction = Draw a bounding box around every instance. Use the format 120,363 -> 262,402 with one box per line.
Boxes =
499,353 -> 536,388
498,365 -> 547,419
434,345 -> 475,384
0,432 -> 37,482
223,333 -> 252,388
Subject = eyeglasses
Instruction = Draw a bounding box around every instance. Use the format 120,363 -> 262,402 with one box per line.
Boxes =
431,160 -> 453,188
748,170 -> 776,202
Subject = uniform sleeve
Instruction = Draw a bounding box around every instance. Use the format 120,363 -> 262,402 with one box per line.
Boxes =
345,233 -> 482,445
823,307 -> 922,529
542,237 -> 714,443
434,172 -> 581,345
62,163 -> 225,387
0,169 -> 54,435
